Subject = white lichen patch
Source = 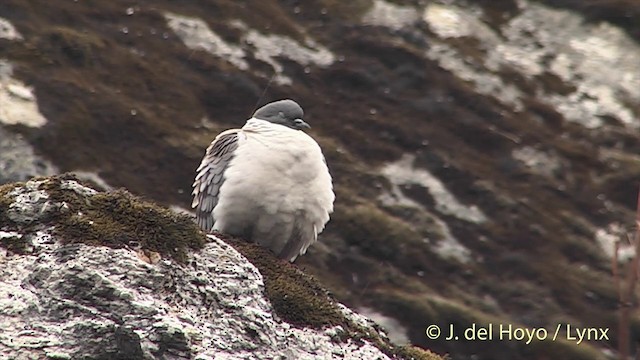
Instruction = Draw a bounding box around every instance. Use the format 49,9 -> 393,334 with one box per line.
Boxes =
595,223 -> 636,263
428,42 -> 525,110
0,231 -> 22,240
164,13 -> 248,70
422,0 -> 640,129
165,14 -> 335,85
380,154 -> 487,224
245,28 -> 335,85
430,217 -> 472,264
59,178 -> 98,196
6,186 -> 52,224
423,4 -> 489,39
67,171 -> 113,192
3,179 -> 96,225
505,2 -> 639,128
511,146 -> 562,178
0,17 -> 22,40
362,0 -> 420,31
0,60 -> 48,127
378,154 -> 476,264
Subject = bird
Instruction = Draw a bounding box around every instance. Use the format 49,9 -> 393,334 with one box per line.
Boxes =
191,99 -> 334,261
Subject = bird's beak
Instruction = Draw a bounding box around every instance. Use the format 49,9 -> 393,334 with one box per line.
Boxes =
295,119 -> 311,129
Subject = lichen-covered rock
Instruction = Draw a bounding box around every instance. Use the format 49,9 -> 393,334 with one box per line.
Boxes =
0,177 -> 439,360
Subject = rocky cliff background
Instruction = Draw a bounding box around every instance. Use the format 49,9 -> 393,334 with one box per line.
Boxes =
1,0 -> 639,359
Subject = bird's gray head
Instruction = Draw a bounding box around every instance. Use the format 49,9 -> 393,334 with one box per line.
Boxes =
252,99 -> 310,130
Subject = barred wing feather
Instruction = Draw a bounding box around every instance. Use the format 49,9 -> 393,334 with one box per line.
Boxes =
191,129 -> 240,231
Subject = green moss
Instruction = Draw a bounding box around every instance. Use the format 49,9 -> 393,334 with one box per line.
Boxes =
534,71 -> 577,96
35,174 -> 206,262
472,0 -> 519,29
334,204 -> 423,260
39,26 -> 107,67
0,182 -> 18,227
223,235 -> 346,328
0,182 -> 18,197
319,0 -> 371,21
224,234 -> 444,360
396,346 -> 446,360
0,234 -> 30,255
330,203 -> 449,277
444,37 -> 487,64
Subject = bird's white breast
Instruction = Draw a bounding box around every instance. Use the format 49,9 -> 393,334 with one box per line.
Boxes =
212,119 -> 334,246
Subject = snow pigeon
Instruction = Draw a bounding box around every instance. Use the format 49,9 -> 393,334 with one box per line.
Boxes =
192,99 -> 334,261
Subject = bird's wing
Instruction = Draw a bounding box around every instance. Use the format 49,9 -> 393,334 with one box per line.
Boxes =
192,129 -> 240,231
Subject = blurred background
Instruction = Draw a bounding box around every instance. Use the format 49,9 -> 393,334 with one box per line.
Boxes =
1,1 -> 639,359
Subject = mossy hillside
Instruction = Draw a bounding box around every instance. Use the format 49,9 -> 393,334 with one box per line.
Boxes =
56,191 -> 205,262
0,175 -> 206,262
51,175 -> 206,262
335,203 -> 424,261
224,234 -> 443,360
221,233 -> 345,329
307,196 -> 615,357
330,202 -> 453,277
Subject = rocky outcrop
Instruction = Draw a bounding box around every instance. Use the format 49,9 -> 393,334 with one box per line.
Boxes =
0,176 -> 438,360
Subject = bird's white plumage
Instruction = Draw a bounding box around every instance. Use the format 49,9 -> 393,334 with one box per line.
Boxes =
193,116 -> 334,261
